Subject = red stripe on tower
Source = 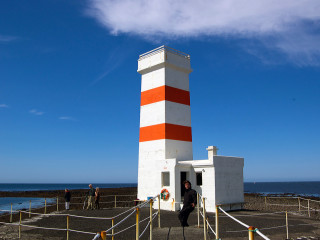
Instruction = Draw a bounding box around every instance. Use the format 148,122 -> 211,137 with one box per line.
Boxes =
139,123 -> 192,142
141,85 -> 190,106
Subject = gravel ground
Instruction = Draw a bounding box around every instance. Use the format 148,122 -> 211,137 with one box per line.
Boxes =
1,189 -> 320,239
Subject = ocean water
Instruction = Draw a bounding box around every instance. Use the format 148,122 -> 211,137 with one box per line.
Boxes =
244,181 -> 320,197
0,197 -> 55,213
0,182 -> 319,213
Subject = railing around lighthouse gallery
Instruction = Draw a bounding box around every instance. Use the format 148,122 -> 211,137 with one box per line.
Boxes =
138,45 -> 191,61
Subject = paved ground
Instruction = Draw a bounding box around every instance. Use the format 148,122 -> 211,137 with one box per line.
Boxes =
1,207 -> 320,240
153,226 -> 207,240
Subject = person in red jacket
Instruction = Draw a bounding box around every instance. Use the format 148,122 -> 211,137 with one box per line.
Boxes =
64,189 -> 71,210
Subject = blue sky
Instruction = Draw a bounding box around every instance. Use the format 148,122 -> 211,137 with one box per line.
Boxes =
0,0 -> 320,183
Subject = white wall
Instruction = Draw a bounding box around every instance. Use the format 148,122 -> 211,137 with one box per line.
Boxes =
213,156 -> 244,205
140,101 -> 191,127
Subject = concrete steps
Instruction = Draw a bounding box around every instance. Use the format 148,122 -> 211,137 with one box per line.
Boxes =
152,226 -> 211,240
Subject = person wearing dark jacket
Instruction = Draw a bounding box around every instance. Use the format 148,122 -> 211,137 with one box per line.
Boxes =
87,184 -> 95,210
178,180 -> 197,227
64,189 -> 71,210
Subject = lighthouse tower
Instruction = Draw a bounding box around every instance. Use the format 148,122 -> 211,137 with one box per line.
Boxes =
136,46 -> 244,212
137,46 -> 193,201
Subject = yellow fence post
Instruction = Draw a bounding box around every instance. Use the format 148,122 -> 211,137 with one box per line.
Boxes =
202,197 -> 207,240
112,218 -> 114,240
215,205 -> 219,240
197,193 -> 200,228
136,208 -> 140,240
10,203 -> 12,223
298,197 -> 301,212
308,199 -> 310,217
206,217 -> 209,233
286,211 -> 289,239
115,195 -> 117,208
44,198 -> 47,214
57,197 -> 59,211
158,195 -> 161,229
150,199 -> 153,240
19,211 -> 22,239
67,215 -> 69,240
248,226 -> 255,240
101,231 -> 107,240
29,200 -> 31,218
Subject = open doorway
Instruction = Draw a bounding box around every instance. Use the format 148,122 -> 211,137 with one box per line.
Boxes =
180,171 -> 188,198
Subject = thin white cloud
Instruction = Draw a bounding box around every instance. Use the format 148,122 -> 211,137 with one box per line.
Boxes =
0,35 -> 18,43
29,109 -> 44,116
87,0 -> 320,66
90,44 -> 131,86
59,116 -> 76,121
0,104 -> 9,108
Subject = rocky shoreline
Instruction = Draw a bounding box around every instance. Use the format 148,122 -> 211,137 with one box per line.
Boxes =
0,187 -> 137,198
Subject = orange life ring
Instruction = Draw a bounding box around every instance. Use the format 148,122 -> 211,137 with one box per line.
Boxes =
161,189 -> 170,200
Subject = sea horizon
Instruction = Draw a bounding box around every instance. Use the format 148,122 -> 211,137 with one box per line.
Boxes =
1,181 -> 319,213
1,180 -> 320,184
0,181 -> 319,196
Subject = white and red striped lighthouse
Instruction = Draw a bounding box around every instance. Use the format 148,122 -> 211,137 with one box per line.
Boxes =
136,46 -> 244,212
137,46 -> 193,201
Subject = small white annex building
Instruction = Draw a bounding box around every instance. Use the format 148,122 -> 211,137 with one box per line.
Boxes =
137,46 -> 244,212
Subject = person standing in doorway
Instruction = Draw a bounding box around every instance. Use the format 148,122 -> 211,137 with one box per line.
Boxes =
64,189 -> 71,210
178,180 -> 197,227
87,184 -> 95,210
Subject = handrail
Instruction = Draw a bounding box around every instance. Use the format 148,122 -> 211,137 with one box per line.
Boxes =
3,193 -> 319,239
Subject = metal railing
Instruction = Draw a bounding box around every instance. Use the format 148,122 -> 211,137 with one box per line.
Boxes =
1,194 -> 320,239
138,45 -> 190,60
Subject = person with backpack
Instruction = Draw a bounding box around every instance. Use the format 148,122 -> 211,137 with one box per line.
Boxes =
87,184 -> 95,210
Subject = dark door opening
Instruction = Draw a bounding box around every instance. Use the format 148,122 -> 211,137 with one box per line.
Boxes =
180,171 -> 187,197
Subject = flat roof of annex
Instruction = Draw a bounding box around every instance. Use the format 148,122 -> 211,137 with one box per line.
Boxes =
138,45 -> 190,61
